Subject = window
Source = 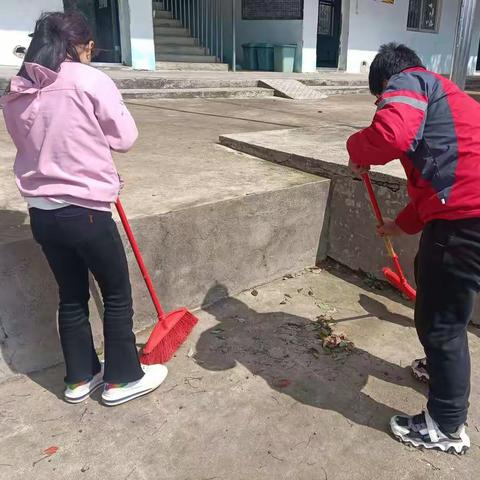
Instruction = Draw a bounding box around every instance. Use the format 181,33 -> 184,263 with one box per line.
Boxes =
318,2 -> 334,36
407,0 -> 441,33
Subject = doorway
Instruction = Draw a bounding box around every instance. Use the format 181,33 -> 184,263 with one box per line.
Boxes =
316,0 -> 341,68
477,39 -> 480,71
63,0 -> 122,63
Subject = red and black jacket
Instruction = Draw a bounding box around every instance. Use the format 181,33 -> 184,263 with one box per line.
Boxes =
347,67 -> 480,234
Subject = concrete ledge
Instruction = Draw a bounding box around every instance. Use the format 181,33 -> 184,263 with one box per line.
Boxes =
219,127 -> 480,323
120,87 -> 274,99
0,178 -> 330,381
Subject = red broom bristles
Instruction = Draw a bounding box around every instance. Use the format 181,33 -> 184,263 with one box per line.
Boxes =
141,311 -> 198,365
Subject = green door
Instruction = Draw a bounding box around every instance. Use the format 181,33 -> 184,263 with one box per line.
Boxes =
63,0 -> 121,63
316,0 -> 341,68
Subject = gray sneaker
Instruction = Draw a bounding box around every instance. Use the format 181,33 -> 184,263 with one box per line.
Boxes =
390,410 -> 470,455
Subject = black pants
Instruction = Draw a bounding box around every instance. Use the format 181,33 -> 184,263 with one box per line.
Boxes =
30,206 -> 144,385
415,218 -> 480,433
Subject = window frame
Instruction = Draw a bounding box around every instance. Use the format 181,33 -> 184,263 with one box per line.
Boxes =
407,0 -> 442,34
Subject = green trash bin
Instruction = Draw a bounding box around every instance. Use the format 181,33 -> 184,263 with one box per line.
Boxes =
274,44 -> 297,73
256,43 -> 275,71
242,43 -> 258,71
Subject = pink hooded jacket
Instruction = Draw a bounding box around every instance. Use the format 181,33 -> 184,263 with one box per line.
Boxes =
1,62 -> 138,209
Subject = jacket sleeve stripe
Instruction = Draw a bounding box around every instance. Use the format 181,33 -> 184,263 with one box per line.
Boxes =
377,96 -> 428,112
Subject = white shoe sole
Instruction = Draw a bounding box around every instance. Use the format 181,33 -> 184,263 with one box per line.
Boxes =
102,384 -> 162,407
102,365 -> 168,407
390,417 -> 469,455
64,379 -> 105,404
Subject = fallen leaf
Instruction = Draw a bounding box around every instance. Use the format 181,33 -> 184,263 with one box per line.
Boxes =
308,347 -> 320,359
297,288 -> 304,293
308,290 -> 314,296
274,379 -> 291,389
44,447 -> 59,457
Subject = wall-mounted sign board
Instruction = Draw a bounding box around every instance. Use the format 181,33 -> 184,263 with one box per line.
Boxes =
242,0 -> 304,20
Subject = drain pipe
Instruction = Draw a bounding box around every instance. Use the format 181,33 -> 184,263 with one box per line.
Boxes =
232,0 -> 237,71
450,0 -> 478,89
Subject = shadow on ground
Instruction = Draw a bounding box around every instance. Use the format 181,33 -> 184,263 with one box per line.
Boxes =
195,283 -> 427,436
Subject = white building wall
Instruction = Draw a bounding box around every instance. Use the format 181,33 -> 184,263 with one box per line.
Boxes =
0,0 -> 64,67
124,0 -> 155,70
345,0 -> 461,74
302,0 -> 319,72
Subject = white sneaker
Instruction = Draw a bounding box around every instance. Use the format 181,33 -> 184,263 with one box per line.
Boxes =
101,364 -> 168,407
64,365 -> 105,404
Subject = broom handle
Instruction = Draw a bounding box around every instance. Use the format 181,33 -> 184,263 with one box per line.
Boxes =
115,199 -> 166,319
361,173 -> 398,260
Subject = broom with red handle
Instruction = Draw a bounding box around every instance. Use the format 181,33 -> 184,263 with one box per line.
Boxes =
361,172 -> 417,302
115,198 -> 198,364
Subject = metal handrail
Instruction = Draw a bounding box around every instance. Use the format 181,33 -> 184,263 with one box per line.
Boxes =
163,0 -> 227,64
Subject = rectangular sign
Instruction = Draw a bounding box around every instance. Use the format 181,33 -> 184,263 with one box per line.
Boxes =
242,0 -> 304,20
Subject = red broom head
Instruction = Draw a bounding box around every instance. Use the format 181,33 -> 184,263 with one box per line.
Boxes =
383,267 -> 417,302
140,308 -> 198,365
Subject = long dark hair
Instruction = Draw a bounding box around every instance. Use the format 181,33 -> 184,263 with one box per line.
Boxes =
18,11 -> 93,80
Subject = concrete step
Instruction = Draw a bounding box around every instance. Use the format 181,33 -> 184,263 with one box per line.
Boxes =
114,77 -> 258,90
301,78 -> 369,87
312,85 -> 370,96
155,53 -> 219,63
153,18 -> 182,27
466,90 -> 480,102
153,9 -> 172,19
155,35 -> 197,46
155,45 -> 207,56
154,26 -> 189,36
155,61 -> 229,71
121,87 -> 274,99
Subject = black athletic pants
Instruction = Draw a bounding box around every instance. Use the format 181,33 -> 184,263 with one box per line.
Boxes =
415,218 -> 480,432
29,206 -> 144,385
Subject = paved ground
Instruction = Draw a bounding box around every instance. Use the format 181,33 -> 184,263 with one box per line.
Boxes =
0,94 -> 375,243
3,94 -> 480,479
1,264 -> 480,480
0,94 -> 375,218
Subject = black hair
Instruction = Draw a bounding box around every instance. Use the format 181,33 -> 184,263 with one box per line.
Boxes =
18,11 -> 93,80
369,43 -> 425,96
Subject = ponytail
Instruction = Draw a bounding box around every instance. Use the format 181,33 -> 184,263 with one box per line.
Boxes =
18,11 -> 93,80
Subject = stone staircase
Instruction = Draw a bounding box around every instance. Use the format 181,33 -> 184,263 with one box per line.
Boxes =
152,1 -> 228,71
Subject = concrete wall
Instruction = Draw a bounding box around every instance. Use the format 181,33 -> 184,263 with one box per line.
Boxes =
0,179 -> 330,381
344,0 -> 474,75
219,126 -> 480,325
0,0 -> 64,67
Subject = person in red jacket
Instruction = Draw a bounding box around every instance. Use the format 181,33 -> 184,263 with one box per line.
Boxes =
348,43 -> 480,454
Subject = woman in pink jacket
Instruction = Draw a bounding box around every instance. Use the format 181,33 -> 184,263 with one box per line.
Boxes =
1,11 -> 167,406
